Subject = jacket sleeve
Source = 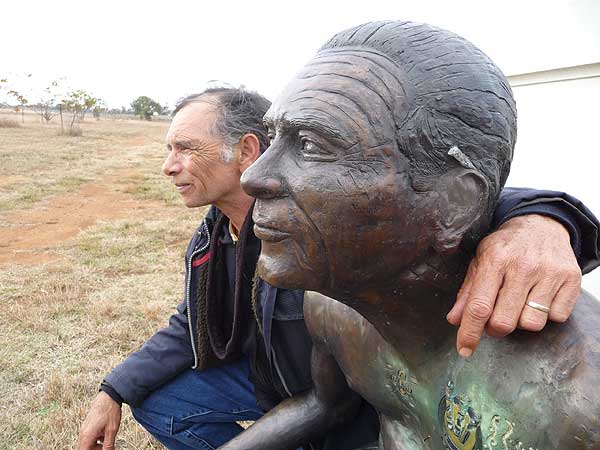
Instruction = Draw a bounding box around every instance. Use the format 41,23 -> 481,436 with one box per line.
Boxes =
493,187 -> 600,274
102,299 -> 195,406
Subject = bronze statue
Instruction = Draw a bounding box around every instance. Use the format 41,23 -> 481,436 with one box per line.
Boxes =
222,21 -> 600,450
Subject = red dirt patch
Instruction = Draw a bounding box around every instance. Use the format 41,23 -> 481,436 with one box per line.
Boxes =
0,175 -> 28,188
0,172 -> 159,266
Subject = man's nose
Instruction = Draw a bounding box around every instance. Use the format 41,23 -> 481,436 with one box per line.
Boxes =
162,150 -> 180,177
241,162 -> 284,199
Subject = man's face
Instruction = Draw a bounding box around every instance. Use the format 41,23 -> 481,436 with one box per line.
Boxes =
241,50 -> 435,294
163,101 -> 241,208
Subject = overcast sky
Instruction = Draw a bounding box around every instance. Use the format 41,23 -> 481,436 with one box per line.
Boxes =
2,0 -> 599,108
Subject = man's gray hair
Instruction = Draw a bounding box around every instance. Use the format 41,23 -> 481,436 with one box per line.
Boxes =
174,86 -> 271,161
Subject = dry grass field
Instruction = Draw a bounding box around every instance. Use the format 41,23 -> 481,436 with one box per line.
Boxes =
0,110 -> 204,449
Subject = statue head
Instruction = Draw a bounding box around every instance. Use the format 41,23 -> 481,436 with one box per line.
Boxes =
242,21 -> 516,296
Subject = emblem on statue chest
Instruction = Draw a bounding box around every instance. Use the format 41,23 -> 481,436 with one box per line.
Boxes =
438,381 -> 483,450
437,381 -> 538,450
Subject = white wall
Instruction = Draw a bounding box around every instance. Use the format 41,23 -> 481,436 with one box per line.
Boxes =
506,65 -> 600,296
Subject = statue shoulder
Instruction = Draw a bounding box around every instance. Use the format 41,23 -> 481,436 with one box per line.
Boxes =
303,291 -> 374,346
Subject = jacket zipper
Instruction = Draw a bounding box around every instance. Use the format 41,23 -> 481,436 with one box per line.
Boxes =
191,220 -> 311,444
188,221 -> 211,369
271,347 -> 293,397
271,298 -> 316,450
274,348 -> 318,450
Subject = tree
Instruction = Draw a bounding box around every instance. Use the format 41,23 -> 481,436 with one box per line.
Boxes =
0,77 -> 8,105
48,77 -> 70,133
69,89 -> 97,121
131,96 -> 162,120
7,89 -> 29,123
82,95 -> 97,121
35,80 -> 63,124
161,104 -> 172,116
92,99 -> 106,120
0,74 -> 34,123
62,89 -> 97,135
2,73 -> 33,123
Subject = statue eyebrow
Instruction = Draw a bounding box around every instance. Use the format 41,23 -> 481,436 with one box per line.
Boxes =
279,116 -> 344,141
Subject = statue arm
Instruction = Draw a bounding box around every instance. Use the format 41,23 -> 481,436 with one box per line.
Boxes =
219,343 -> 361,450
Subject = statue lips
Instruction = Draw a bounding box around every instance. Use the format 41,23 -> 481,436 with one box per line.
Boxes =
253,222 -> 291,243
252,200 -> 293,243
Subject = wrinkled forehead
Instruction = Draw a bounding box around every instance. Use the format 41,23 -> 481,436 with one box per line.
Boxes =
267,48 -> 410,144
167,100 -> 218,142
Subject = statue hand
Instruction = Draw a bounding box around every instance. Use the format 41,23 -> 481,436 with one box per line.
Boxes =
447,214 -> 582,357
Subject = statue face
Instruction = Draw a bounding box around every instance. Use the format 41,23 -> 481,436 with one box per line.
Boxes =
242,50 -> 436,294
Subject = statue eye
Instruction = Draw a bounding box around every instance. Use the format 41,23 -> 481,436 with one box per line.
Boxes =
300,136 -> 337,162
301,138 -> 319,153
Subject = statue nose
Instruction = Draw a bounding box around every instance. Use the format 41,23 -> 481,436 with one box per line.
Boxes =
241,170 -> 284,199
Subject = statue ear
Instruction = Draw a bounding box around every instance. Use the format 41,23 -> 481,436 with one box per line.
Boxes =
434,169 -> 489,255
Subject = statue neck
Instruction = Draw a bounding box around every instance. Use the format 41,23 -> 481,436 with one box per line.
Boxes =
330,251 -> 467,366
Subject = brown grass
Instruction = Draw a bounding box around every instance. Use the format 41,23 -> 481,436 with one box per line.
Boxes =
0,117 -> 21,128
0,112 -> 204,449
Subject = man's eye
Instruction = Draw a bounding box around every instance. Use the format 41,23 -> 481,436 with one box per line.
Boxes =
172,147 -> 195,158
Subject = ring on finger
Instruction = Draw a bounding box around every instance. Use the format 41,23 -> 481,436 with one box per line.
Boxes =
525,300 -> 550,313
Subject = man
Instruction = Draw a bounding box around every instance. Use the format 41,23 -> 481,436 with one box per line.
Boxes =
77,87 -> 599,450
224,20 -> 600,449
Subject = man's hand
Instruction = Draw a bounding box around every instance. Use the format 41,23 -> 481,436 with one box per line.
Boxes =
447,214 -> 582,357
76,392 -> 122,450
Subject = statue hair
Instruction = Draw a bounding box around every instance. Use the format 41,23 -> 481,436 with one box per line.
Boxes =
320,21 -> 517,224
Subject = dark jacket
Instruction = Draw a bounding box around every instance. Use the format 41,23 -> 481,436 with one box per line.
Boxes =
103,187 -> 600,411
492,187 -> 600,274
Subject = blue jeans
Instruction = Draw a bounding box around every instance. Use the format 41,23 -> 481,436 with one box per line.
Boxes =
130,357 -> 264,450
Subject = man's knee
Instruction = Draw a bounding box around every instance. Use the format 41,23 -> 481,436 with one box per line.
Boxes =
130,404 -> 172,439
131,401 -> 248,450
130,405 -> 224,450
129,364 -> 263,447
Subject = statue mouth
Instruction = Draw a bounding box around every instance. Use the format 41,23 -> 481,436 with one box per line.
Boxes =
253,223 -> 291,243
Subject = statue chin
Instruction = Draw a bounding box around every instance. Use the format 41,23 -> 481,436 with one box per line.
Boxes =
257,253 -> 321,290
257,254 -> 303,290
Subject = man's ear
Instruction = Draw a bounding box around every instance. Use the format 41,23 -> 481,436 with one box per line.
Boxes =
237,133 -> 261,172
434,169 -> 489,255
